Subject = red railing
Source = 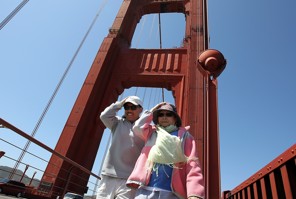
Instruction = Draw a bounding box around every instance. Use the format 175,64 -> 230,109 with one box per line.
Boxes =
222,144 -> 296,199
0,118 -> 100,198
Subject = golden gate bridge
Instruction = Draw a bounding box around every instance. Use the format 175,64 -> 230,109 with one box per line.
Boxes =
0,0 -> 295,199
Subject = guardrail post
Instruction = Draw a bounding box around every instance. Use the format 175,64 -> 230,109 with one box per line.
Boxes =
0,151 -> 5,158
20,164 -> 29,182
29,171 -> 37,186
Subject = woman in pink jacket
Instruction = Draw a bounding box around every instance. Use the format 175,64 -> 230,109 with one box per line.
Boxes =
127,103 -> 205,199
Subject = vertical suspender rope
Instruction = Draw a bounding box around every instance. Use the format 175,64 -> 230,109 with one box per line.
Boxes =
0,0 -> 29,30
158,13 -> 163,49
135,17 -> 147,48
158,13 -> 165,102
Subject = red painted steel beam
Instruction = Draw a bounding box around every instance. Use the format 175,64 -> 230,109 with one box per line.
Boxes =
280,165 -> 293,198
269,172 -> 278,199
253,182 -> 259,199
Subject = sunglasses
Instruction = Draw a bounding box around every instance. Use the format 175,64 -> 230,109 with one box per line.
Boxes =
158,112 -> 174,117
124,104 -> 139,110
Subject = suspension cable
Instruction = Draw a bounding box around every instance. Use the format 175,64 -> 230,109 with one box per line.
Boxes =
10,0 -> 109,179
0,0 -> 29,30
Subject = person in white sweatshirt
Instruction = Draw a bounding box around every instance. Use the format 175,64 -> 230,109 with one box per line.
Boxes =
97,96 -> 145,199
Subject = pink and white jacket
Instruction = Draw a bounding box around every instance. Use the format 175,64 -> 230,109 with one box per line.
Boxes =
126,111 -> 205,199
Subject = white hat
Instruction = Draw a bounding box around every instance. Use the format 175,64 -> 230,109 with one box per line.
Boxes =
124,96 -> 143,107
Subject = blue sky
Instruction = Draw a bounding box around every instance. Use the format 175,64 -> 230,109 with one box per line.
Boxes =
0,0 -> 295,194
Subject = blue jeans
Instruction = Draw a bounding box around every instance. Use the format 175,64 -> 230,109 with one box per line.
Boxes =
134,187 -> 179,199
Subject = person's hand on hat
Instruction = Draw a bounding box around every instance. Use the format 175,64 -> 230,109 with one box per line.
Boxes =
150,102 -> 166,112
119,97 -> 128,107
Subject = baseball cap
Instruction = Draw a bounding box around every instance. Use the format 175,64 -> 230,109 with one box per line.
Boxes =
124,96 -> 143,107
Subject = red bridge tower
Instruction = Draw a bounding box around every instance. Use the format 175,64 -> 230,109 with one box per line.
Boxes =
42,1 -> 226,198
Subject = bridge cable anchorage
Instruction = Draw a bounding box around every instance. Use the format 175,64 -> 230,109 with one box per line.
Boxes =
0,0 -> 29,30
10,0 -> 109,179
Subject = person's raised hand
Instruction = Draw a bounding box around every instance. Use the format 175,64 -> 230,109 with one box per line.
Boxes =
119,97 -> 128,107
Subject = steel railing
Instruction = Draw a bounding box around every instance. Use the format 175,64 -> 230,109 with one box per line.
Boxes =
0,118 -> 100,199
222,143 -> 296,199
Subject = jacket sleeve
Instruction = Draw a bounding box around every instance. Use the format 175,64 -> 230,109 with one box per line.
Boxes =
184,133 -> 205,198
132,110 -> 154,141
100,101 -> 122,131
